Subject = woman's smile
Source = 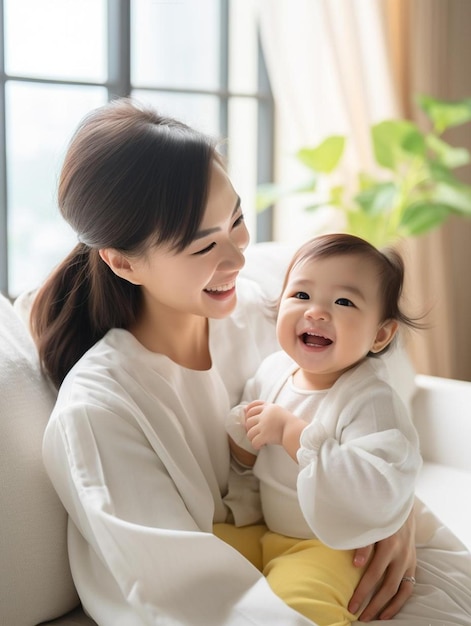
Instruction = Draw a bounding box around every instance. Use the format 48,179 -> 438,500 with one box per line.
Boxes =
204,279 -> 236,294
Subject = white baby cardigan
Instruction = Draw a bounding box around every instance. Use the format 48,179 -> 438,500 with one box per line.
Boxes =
227,352 -> 422,548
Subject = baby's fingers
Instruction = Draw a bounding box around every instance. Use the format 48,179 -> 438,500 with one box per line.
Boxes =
246,426 -> 263,450
245,402 -> 265,420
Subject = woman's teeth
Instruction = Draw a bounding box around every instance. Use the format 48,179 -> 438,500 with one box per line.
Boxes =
205,281 -> 235,293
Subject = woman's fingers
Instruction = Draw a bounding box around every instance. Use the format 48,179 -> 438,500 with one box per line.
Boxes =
349,541 -> 416,621
349,506 -> 417,620
352,544 -> 374,568
348,544 -> 387,617
378,569 -> 416,620
355,561 -> 409,621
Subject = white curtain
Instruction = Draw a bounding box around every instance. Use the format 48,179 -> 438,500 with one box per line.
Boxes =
257,0 -> 399,241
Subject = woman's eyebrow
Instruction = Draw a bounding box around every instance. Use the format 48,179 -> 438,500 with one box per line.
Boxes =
193,196 -> 241,240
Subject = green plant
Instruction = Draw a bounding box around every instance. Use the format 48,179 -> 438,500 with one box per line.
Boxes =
257,95 -> 471,247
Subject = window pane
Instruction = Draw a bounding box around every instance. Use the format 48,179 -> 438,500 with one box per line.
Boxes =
131,0 -> 220,90
228,0 -> 258,94
4,0 -> 107,82
227,98 -> 258,237
132,89 -> 220,137
6,82 -> 107,297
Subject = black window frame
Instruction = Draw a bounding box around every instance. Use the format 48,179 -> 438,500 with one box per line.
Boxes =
0,0 -> 274,297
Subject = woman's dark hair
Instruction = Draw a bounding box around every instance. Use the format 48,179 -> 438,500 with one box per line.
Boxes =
30,98 -> 220,387
279,233 -> 424,355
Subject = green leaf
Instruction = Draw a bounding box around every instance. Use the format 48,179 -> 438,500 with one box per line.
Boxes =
427,161 -> 462,185
354,182 -> 397,216
304,184 -> 345,212
296,136 -> 346,173
417,94 -> 471,134
402,129 -> 426,157
256,178 -> 317,212
305,202 -> 329,212
345,210 -> 390,248
431,182 -> 471,215
358,171 -> 377,191
400,202 -> 452,236
329,185 -> 344,206
372,120 -> 423,170
425,134 -> 470,169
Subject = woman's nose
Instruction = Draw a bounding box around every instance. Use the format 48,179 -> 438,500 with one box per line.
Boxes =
220,238 -> 246,271
220,225 -> 249,270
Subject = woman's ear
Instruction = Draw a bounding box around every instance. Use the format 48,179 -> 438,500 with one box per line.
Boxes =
371,319 -> 398,354
99,249 -> 141,285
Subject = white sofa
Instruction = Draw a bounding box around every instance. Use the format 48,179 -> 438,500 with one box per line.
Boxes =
412,374 -> 471,548
1,242 -> 470,626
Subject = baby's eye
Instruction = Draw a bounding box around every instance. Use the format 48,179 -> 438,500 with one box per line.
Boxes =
335,297 -> 354,307
193,242 -> 216,255
294,291 -> 310,300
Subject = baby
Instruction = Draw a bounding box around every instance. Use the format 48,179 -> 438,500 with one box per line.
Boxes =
226,233 -> 422,626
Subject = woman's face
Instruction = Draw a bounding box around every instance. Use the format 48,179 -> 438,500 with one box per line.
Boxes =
126,160 -> 249,322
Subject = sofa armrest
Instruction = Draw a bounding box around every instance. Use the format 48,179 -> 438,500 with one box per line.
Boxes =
412,374 -> 471,472
411,374 -> 471,550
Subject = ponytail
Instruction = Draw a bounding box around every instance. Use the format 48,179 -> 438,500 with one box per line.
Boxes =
31,243 -> 141,387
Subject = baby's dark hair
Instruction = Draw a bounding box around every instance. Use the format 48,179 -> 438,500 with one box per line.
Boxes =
280,233 -> 423,354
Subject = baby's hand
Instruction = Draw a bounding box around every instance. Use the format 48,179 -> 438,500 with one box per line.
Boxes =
244,402 -> 295,449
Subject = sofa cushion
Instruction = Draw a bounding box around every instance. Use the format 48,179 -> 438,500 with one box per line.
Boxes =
0,293 -> 80,625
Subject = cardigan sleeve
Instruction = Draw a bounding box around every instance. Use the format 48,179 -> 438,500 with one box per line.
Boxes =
226,381 -> 261,455
296,376 -> 422,550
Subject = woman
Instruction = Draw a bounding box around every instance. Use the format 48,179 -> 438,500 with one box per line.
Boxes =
30,98 -> 464,625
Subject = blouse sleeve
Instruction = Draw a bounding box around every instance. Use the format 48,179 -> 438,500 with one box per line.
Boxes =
296,380 -> 422,550
225,374 -> 262,455
43,402 -> 313,626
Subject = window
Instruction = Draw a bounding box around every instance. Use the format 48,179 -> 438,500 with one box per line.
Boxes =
0,0 -> 273,298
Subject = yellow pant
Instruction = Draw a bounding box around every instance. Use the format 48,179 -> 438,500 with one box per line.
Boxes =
214,524 -> 364,626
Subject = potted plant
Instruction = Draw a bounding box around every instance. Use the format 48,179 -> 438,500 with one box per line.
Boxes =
257,95 -> 471,248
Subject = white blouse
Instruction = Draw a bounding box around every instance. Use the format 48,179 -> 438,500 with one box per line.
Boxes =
43,278 -> 313,626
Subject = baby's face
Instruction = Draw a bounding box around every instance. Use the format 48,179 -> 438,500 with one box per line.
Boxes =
276,253 -> 395,388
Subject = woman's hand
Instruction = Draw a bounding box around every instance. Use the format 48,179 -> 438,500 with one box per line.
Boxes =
348,506 -> 417,621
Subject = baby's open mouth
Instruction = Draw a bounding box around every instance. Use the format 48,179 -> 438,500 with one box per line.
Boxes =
301,332 -> 333,347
